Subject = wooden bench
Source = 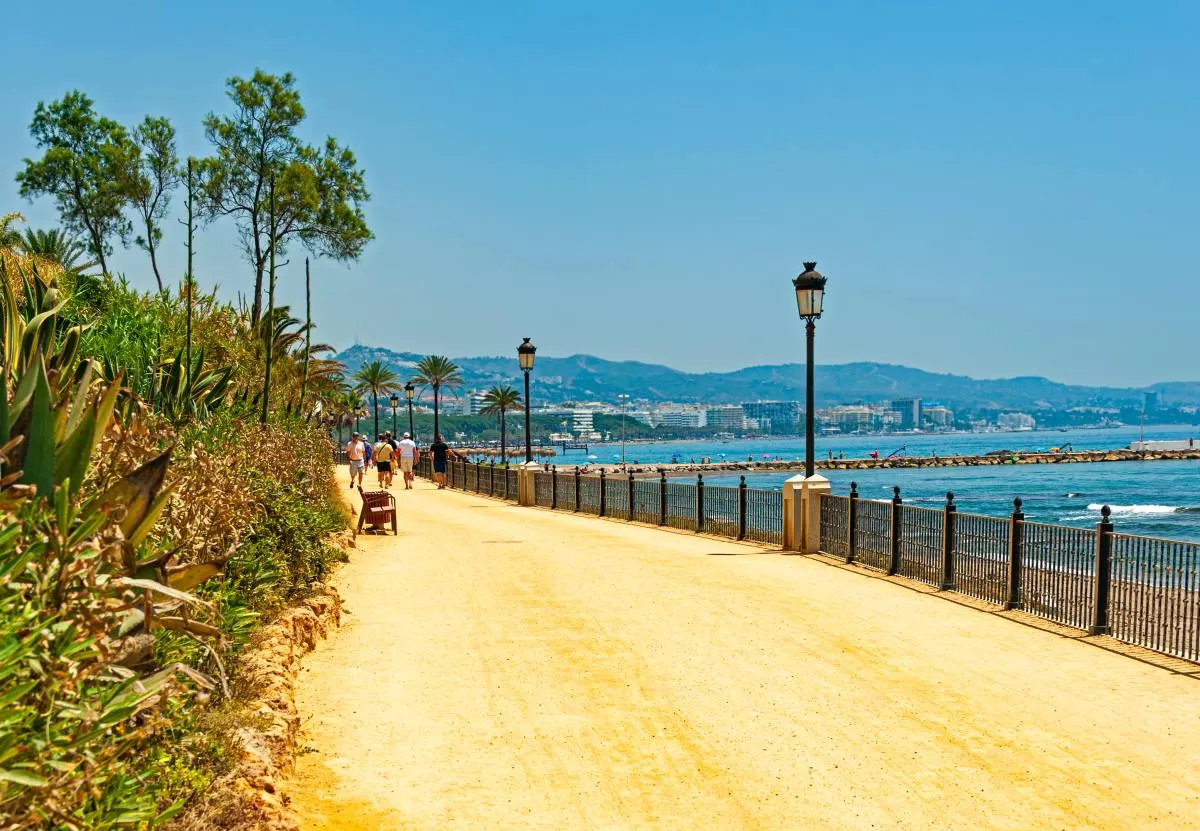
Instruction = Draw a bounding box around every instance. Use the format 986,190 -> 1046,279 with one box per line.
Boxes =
356,486 -> 397,535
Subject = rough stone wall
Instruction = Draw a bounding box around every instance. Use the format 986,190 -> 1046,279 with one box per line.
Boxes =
167,540 -> 349,831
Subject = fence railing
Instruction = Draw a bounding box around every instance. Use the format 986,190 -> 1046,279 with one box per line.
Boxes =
412,463 -> 790,550
817,486 -> 1200,664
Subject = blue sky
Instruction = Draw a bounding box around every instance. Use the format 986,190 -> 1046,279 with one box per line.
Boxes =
2,1 -> 1196,386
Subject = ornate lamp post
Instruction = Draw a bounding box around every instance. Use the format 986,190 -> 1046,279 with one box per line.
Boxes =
390,392 -> 399,436
404,382 -> 415,441
518,338 -> 537,463
793,262 -> 827,478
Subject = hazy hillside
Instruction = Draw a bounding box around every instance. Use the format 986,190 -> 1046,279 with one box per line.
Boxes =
336,345 -> 1191,410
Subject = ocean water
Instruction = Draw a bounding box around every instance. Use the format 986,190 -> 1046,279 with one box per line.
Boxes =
564,425 -> 1200,541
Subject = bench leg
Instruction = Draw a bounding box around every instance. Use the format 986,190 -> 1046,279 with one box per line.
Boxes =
357,511 -> 366,535
391,513 -> 397,535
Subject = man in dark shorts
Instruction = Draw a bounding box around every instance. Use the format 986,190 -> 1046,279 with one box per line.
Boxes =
374,434 -> 394,488
430,433 -> 454,489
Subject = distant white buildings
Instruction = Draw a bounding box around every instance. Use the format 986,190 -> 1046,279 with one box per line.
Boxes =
658,409 -> 707,429
461,391 -> 487,415
573,409 -> 595,435
923,404 -> 954,428
997,412 -> 1036,431
705,406 -> 746,431
825,405 -> 874,432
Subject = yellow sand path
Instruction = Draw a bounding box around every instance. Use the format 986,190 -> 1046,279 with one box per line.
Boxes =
288,475 -> 1200,830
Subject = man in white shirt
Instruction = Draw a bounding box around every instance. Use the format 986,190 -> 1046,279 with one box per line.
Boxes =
346,433 -> 366,489
396,432 -> 419,490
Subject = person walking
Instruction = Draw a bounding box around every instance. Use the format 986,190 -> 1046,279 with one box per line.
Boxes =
374,434 -> 395,488
396,432 -> 418,490
430,433 -> 457,490
347,433 -> 367,489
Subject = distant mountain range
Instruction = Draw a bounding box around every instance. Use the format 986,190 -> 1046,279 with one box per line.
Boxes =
336,345 -> 1198,411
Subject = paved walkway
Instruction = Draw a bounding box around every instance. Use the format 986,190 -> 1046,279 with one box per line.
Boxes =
288,475 -> 1200,830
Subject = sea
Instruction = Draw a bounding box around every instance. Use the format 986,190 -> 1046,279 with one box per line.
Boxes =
566,424 -> 1200,542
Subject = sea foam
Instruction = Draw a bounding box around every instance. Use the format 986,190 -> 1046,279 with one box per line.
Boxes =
1088,503 -> 1181,515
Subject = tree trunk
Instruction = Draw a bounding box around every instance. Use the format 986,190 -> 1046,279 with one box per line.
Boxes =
373,389 -> 380,437
301,257 -> 311,410
250,211 -> 265,325
184,159 -> 195,389
500,409 -> 507,466
147,218 -> 163,293
433,385 -> 440,441
260,176 -> 276,425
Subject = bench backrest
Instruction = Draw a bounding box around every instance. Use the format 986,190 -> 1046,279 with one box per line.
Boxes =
357,487 -> 393,510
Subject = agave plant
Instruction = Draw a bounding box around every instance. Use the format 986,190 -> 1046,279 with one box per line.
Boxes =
145,348 -> 233,424
0,266 -> 226,642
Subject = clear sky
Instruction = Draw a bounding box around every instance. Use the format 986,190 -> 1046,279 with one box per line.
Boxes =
2,1 -> 1197,387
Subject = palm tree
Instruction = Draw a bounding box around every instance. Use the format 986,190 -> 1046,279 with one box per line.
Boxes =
480,385 -> 523,466
20,228 -> 98,274
412,355 -> 463,442
353,360 -> 401,438
0,213 -> 23,249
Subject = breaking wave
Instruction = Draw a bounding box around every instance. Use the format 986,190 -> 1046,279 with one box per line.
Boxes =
1087,503 -> 1200,516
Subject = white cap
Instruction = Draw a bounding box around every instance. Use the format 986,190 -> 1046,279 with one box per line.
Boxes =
403,432 -> 411,438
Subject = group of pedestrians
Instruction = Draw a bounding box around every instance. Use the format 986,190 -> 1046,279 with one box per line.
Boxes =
346,431 -> 418,490
346,431 -> 460,491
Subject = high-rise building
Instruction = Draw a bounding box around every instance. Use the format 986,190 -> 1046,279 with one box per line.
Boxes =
1144,391 -> 1158,413
923,404 -> 954,428
741,401 -> 800,434
658,409 -> 707,429
892,398 -> 922,430
705,406 -> 746,431
461,391 -> 487,415
572,409 -> 595,434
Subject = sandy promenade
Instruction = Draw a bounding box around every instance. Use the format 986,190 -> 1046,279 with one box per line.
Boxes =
288,474 -> 1200,830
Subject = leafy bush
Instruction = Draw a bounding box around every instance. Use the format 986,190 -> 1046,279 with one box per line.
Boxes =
0,265 -> 348,828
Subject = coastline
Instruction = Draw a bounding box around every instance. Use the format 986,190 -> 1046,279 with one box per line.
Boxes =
518,447 -> 1200,478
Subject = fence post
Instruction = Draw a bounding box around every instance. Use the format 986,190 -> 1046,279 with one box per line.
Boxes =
551,466 -> 558,509
659,469 -> 667,526
1089,505 -> 1114,635
1005,497 -> 1024,609
847,481 -> 858,564
888,486 -> 902,575
504,464 -> 510,500
696,474 -> 704,533
574,468 -> 581,512
627,471 -> 635,521
599,469 -> 607,517
940,491 -> 956,590
737,475 -> 747,541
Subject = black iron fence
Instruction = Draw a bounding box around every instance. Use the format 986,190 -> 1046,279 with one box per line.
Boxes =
414,463 -> 788,548
818,486 -> 1200,664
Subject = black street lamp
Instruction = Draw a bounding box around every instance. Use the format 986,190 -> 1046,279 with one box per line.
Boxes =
390,392 -> 399,436
518,337 -> 537,463
793,261 -> 827,479
404,382 -> 415,441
